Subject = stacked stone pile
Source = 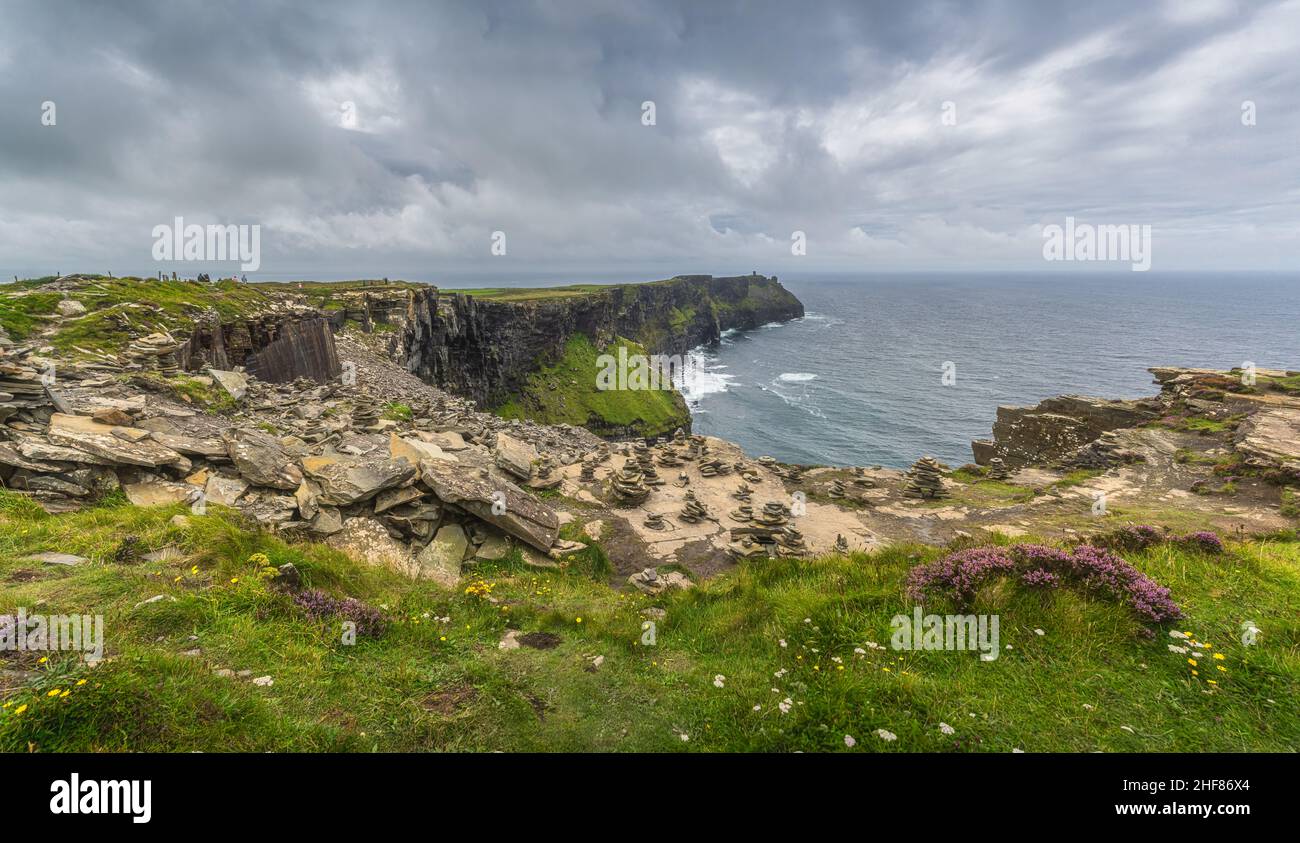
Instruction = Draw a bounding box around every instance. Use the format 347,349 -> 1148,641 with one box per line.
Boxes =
904,456 -> 949,499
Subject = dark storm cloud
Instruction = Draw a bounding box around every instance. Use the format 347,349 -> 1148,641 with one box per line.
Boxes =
1,0 -> 1297,278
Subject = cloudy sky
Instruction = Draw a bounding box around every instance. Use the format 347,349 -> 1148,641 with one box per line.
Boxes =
2,0 -> 1298,281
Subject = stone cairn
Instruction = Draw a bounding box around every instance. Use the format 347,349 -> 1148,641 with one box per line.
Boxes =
754,501 -> 790,527
657,446 -> 683,468
698,457 -> 729,477
827,479 -> 847,499
677,490 -> 711,523
785,465 -> 806,485
733,481 -> 753,501
986,457 -> 1010,480
852,466 -> 875,488
904,456 -> 949,499
351,393 -> 380,430
580,459 -> 597,482
729,503 -> 754,522
643,511 -> 669,531
0,344 -> 54,428
611,465 -> 650,506
637,449 -> 665,486
834,534 -> 849,553
127,332 -> 181,375
728,536 -> 767,560
773,525 -> 808,556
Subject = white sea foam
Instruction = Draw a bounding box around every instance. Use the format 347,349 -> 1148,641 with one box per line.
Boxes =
778,372 -> 818,382
674,350 -> 734,402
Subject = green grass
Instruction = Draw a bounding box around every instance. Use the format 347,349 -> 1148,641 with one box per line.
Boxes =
0,291 -> 62,340
495,334 -> 691,438
1280,488 -> 1299,520
1,277 -> 270,358
382,402 -> 413,422
2,488 -> 1297,752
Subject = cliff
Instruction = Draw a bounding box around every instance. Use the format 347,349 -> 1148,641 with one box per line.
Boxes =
394,274 -> 803,437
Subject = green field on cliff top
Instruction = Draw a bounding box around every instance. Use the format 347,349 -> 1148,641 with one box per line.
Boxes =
2,490 -> 1296,753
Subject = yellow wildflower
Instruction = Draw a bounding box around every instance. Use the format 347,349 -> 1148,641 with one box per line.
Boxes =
14,705 -> 27,716
47,689 -> 61,697
1213,653 -> 1225,660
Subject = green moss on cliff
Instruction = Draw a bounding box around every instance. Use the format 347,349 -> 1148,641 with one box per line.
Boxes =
494,334 -> 691,438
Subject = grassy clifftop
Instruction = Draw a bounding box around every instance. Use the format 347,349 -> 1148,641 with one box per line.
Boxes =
0,276 -> 269,356
494,334 -> 691,438
2,489 -> 1296,752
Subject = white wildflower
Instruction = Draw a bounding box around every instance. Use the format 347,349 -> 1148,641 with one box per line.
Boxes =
843,734 -> 856,748
713,674 -> 725,688
875,729 -> 897,742
939,722 -> 955,735
778,697 -> 793,714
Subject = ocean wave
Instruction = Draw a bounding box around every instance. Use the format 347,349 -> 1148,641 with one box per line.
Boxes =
777,372 -> 818,382
674,350 -> 735,402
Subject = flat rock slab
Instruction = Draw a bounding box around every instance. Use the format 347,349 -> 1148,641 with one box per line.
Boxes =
124,480 -> 196,508
494,432 -> 537,480
21,552 -> 88,566
47,412 -> 188,469
302,454 -> 417,505
207,368 -> 249,401
420,459 -> 559,552
1237,407 -> 1300,465
222,428 -> 303,490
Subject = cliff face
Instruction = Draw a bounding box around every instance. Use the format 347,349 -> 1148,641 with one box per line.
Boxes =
396,274 -> 803,411
181,314 -> 341,384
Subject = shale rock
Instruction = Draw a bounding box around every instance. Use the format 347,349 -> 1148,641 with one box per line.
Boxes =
221,428 -> 303,489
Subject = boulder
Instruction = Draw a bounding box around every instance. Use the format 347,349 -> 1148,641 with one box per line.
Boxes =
123,479 -> 197,508
204,475 -> 249,507
373,485 -> 425,514
294,478 -> 321,520
412,524 -> 468,588
494,432 -> 537,480
309,506 -> 344,535
56,299 -> 86,317
221,428 -> 303,490
420,459 -> 559,552
475,533 -> 510,560
389,432 -> 456,465
327,517 -> 410,572
91,407 -> 135,426
424,430 -> 469,451
207,368 -> 249,401
301,454 -> 417,506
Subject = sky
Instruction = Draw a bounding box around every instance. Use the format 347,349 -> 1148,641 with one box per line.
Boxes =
1,0 -> 1298,281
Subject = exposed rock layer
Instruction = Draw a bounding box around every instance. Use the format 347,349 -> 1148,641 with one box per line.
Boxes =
396,274 -> 804,410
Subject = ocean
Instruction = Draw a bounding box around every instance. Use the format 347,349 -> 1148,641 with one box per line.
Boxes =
675,272 -> 1300,469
